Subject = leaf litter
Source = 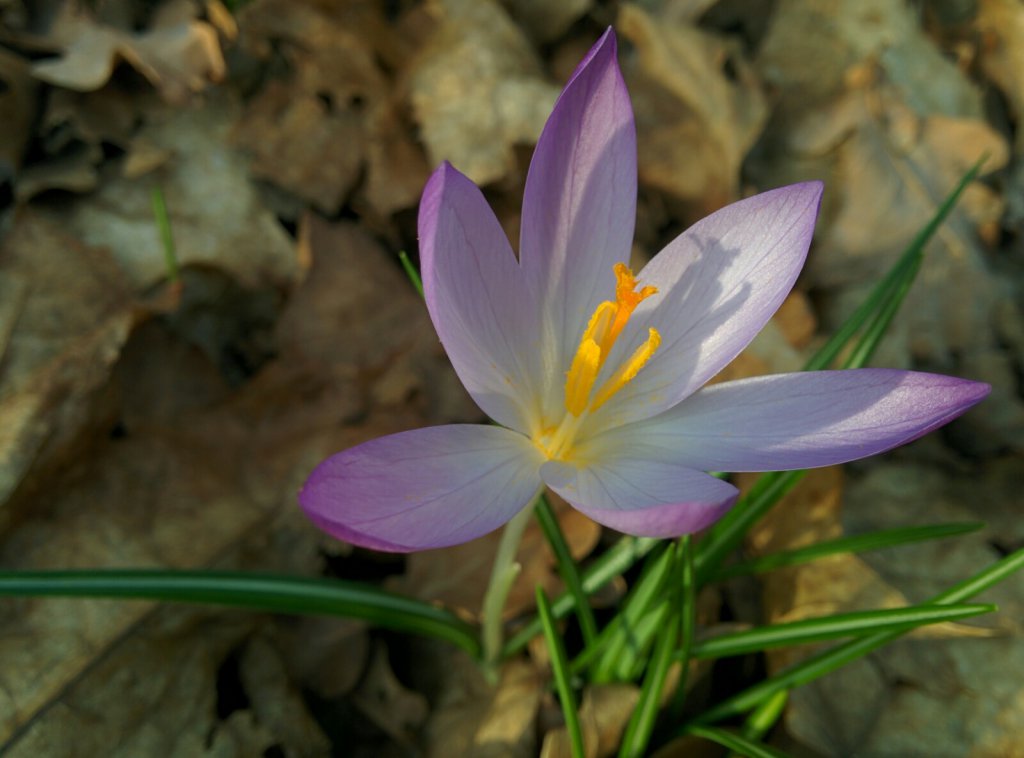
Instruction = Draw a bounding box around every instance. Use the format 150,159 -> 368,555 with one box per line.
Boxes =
0,0 -> 1022,754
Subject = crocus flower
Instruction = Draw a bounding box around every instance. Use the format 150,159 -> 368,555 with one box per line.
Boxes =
299,29 -> 988,552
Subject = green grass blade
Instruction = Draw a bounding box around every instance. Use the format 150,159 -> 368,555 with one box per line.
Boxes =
537,586 -> 586,758
535,495 -> 598,646
712,522 -> 984,581
0,569 -> 480,656
504,536 -> 659,657
618,594 -> 681,758
398,250 -> 424,296
803,157 -> 983,372
669,535 -> 696,719
593,544 -> 676,682
694,470 -> 806,586
684,725 -> 790,758
690,603 -> 994,659
741,689 -> 788,744
693,546 -> 1024,724
150,187 -> 180,284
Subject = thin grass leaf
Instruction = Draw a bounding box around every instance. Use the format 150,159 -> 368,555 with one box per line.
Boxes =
504,535 -> 659,657
537,586 -> 586,758
618,591 -> 681,758
802,156 -> 984,372
690,603 -> 994,659
535,495 -> 598,646
593,544 -> 676,682
741,689 -> 789,744
398,250 -> 424,296
669,535 -> 695,720
712,522 -> 984,581
684,725 -> 791,758
694,162 -> 982,586
694,470 -> 806,586
150,187 -> 179,284
615,601 -> 673,680
692,546 -> 1024,724
0,569 -> 480,656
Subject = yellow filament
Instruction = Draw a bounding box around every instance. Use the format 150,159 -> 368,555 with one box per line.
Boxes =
591,328 -> 661,411
565,338 -> 601,417
563,263 -> 660,418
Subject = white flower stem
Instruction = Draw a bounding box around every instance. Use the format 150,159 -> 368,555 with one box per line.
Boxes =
481,497 -> 539,678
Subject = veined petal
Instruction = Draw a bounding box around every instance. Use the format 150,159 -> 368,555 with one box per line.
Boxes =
540,458 -> 738,538
419,162 -> 538,432
588,369 -> 990,472
585,182 -> 823,431
299,425 -> 544,552
519,28 -> 637,422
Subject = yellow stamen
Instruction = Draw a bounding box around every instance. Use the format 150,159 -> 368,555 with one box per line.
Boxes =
591,328 -> 661,410
563,263 -> 660,418
565,338 -> 601,417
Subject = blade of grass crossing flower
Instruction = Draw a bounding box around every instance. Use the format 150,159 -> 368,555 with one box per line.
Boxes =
712,522 -> 984,581
618,590 -> 681,758
694,163 -> 985,586
688,603 -> 994,659
398,250 -> 424,296
0,569 -> 480,656
592,543 -> 676,682
537,586 -> 586,758
150,187 -> 180,284
503,536 -> 659,658
684,725 -> 791,758
803,157 -> 983,372
692,546 -> 1024,725
535,495 -> 598,646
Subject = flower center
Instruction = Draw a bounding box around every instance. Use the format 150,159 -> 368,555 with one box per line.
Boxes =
534,263 -> 660,460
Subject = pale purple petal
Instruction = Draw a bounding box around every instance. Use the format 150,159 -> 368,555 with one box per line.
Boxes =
540,458 -> 738,538
419,162 -> 539,432
519,28 -> 637,423
299,425 -> 544,552
587,369 -> 990,472
584,182 -> 823,433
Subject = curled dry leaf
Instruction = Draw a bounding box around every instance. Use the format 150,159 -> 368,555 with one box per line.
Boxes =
1,607 -> 329,757
619,2 -> 768,218
234,0 -> 429,218
29,0 -> 226,103
426,659 -> 541,758
408,0 -> 560,186
45,91 -> 297,291
540,684 -> 640,758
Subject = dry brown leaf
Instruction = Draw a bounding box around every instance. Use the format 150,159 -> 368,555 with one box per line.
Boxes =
30,1 -> 226,103
352,643 -> 430,748
0,208 -> 453,745
540,684 -> 640,758
619,3 -> 768,218
0,210 -> 137,529
44,91 -> 298,291
233,0 -> 431,219
408,0 -> 560,186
